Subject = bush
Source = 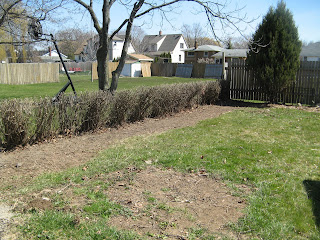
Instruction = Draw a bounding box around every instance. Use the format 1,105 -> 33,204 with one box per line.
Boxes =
0,99 -> 31,149
0,81 -> 221,150
31,97 -> 57,143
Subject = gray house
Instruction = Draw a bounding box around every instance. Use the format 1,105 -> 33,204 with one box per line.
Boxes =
300,42 -> 320,61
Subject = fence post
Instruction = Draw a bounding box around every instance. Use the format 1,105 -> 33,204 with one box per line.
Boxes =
222,52 -> 226,80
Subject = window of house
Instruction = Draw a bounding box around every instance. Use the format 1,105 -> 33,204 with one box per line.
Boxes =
204,52 -> 208,57
187,52 -> 195,56
180,43 -> 184,48
152,44 -> 157,51
304,56 -> 307,61
179,55 -> 181,62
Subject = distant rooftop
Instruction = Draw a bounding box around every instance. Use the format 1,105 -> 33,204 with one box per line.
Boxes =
213,49 -> 249,58
184,45 -> 223,52
300,42 -> 320,57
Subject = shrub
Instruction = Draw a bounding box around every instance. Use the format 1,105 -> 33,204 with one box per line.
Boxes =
31,98 -> 57,143
0,99 -> 31,149
201,81 -> 221,105
0,81 -> 221,150
80,91 -> 113,132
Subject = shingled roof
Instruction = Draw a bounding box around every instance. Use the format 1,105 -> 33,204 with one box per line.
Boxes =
142,34 -> 183,52
300,42 -> 320,57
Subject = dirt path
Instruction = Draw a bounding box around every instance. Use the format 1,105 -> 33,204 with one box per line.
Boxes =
0,105 -> 235,192
0,104 -> 236,239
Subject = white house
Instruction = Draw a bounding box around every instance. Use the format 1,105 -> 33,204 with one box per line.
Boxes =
142,31 -> 188,63
74,35 -> 135,62
41,48 -> 70,62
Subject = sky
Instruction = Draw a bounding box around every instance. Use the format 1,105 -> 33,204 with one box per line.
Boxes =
57,0 -> 320,43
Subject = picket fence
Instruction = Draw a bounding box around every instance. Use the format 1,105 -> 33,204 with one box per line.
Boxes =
228,60 -> 320,105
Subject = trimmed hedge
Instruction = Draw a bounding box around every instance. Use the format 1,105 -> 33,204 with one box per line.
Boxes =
0,81 -> 221,150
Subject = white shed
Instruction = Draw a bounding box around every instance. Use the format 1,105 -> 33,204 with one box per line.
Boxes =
121,61 -> 142,77
121,54 -> 153,77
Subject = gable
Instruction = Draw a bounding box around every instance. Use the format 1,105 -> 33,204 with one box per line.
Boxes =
158,34 -> 183,52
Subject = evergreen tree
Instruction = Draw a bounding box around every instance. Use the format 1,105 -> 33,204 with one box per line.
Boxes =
247,0 -> 301,103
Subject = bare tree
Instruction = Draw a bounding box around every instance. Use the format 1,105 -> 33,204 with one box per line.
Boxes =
14,0 -> 247,91
68,0 -> 249,92
0,0 -> 23,28
181,23 -> 204,48
130,25 -> 146,53
181,23 -> 222,48
223,36 -> 250,49
55,28 -> 92,59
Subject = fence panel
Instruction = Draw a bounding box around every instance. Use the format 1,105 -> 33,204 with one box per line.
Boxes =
229,60 -> 320,105
0,63 -> 59,85
175,64 -> 193,78
61,61 -> 93,72
151,63 -> 177,77
91,62 -> 119,81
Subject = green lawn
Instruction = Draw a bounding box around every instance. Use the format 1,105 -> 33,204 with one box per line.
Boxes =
0,73 -> 213,100
18,108 -> 320,239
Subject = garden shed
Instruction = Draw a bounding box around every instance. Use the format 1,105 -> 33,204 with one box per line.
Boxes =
121,54 -> 153,77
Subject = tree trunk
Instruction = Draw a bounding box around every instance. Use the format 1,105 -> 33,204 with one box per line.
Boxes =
109,0 -> 144,93
97,46 -> 109,91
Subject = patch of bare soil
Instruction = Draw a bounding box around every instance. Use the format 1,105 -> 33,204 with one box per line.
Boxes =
0,105 -> 235,193
107,166 -> 247,239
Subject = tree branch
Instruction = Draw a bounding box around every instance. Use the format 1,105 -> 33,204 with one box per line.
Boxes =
0,0 -> 22,27
73,0 -> 101,33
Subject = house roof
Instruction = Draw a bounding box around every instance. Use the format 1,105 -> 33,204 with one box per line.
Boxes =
74,42 -> 87,55
300,42 -> 320,57
142,34 -> 183,52
41,49 -> 69,59
184,45 -> 223,52
212,49 -> 249,58
74,35 -> 127,56
128,53 -> 153,62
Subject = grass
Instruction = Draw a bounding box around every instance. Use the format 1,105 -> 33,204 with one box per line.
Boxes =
15,108 -> 320,239
0,73 -> 214,100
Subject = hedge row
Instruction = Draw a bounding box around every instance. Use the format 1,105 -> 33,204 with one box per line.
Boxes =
0,81 -> 221,150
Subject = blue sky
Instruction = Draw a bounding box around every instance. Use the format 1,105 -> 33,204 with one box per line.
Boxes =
65,0 -> 320,43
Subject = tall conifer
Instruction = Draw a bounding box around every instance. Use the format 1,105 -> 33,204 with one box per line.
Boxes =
247,1 -> 301,102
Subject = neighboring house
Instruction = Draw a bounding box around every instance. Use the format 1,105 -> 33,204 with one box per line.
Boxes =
184,45 -> 223,64
184,44 -> 248,64
40,48 -> 71,62
300,42 -> 320,61
142,31 -> 187,63
74,35 -> 135,62
121,53 -> 153,77
212,49 -> 249,63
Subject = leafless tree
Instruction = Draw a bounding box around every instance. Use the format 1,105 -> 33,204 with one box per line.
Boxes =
181,23 -> 204,48
55,28 -> 92,59
67,0 -> 249,92
223,36 -> 250,49
181,23 -> 221,48
5,0 -> 248,90
130,25 -> 146,53
82,35 -> 99,61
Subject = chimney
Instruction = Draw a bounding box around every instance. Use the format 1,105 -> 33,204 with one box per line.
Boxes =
194,40 -> 198,49
49,47 -> 52,56
159,30 -> 162,36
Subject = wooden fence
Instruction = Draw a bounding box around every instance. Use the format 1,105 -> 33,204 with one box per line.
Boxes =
229,60 -> 320,105
0,63 -> 59,85
60,61 -> 94,72
150,63 -> 223,78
